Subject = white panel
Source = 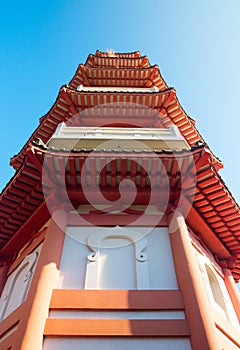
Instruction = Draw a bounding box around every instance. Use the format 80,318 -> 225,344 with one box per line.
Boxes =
84,226 -> 150,289
197,253 -> 240,329
3,261 -> 31,314
57,228 -> 90,289
97,237 -> 136,289
51,123 -> 187,143
144,227 -> 178,289
0,244 -> 41,320
49,310 -> 185,319
43,337 -> 191,350
58,227 -> 178,290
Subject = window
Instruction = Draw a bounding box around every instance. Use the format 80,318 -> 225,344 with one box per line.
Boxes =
205,265 -> 226,312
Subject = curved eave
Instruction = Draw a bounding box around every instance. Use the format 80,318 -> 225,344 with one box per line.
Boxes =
69,64 -> 168,91
2,144 -> 240,280
85,54 -> 150,69
10,86 -> 221,171
0,158 -> 44,251
2,144 -> 201,254
27,144 -> 240,281
192,166 -> 240,250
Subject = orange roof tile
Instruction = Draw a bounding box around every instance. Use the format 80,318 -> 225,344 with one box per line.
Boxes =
69,64 -> 168,90
10,86 -> 221,171
85,53 -> 150,68
2,51 -> 239,281
3,143 -> 240,280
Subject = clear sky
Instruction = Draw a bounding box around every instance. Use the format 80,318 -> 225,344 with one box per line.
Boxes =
1,0 -> 240,206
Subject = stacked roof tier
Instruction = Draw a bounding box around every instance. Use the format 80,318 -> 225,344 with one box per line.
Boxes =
2,140 -> 240,280
10,86 -> 221,170
1,50 -> 240,282
69,50 -> 166,90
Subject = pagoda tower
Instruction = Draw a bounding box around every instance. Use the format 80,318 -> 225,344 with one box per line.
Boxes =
0,50 -> 240,350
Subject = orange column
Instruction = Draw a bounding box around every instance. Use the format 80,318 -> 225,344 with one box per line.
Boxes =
223,268 -> 240,322
168,209 -> 220,350
13,208 -> 68,350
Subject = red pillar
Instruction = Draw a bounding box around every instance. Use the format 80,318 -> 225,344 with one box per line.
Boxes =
13,208 -> 68,350
223,268 -> 240,323
168,209 -> 221,350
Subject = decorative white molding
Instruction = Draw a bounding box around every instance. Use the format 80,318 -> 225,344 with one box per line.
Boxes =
77,85 -> 159,93
48,123 -> 190,151
51,123 -> 186,142
85,226 -> 149,289
0,245 -> 41,321
58,227 -> 178,290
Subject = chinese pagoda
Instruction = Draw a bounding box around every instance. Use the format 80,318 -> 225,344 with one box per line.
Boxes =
0,50 -> 240,350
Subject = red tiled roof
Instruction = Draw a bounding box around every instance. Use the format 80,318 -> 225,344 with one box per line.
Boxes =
69,65 -> 168,90
85,54 -> 150,68
0,160 -> 44,250
1,50 -> 239,282
10,86 -> 221,170
2,144 -> 240,280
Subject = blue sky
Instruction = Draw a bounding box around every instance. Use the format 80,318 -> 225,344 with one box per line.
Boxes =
1,0 -> 240,209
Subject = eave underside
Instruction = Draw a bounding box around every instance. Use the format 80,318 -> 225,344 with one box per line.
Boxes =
69,65 -> 168,91
1,145 -> 240,280
2,50 -> 239,281
10,87 -> 220,171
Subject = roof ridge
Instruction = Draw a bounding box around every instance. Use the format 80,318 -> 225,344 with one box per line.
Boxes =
95,50 -> 141,58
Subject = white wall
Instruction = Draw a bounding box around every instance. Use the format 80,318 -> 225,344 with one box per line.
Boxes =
57,226 -> 178,290
43,337 -> 191,350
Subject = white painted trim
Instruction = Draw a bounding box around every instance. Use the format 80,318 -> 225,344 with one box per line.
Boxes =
49,123 -> 186,142
77,85 -> 159,93
49,310 -> 185,320
43,337 -> 192,350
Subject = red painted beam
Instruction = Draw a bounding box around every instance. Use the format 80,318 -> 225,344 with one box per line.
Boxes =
67,187 -> 170,206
